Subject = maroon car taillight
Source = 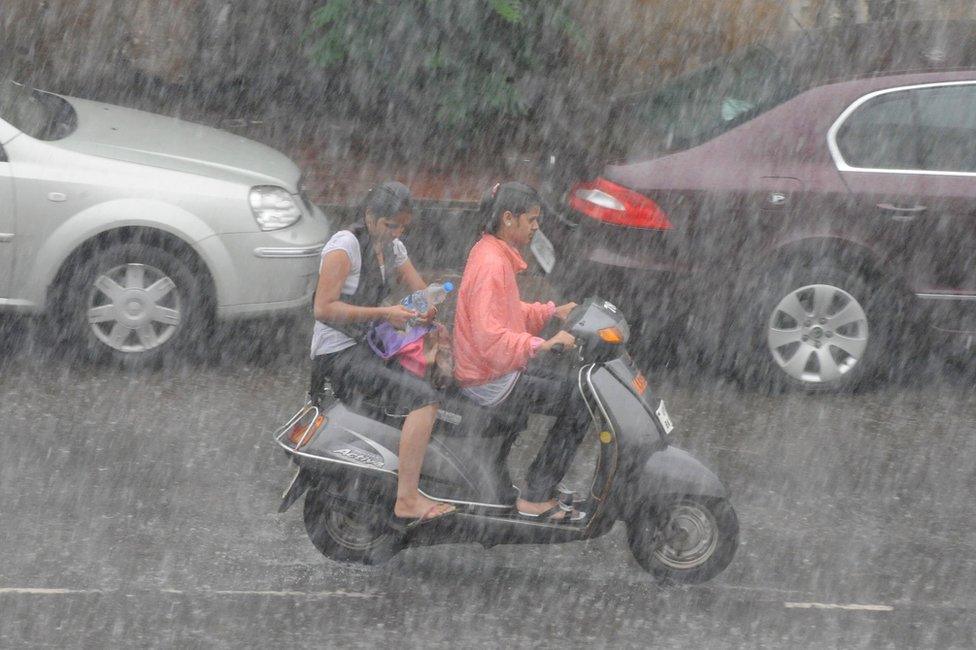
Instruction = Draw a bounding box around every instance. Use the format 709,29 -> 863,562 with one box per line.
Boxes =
568,178 -> 672,230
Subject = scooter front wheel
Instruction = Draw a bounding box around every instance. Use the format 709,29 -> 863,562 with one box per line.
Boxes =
303,485 -> 402,565
627,496 -> 738,584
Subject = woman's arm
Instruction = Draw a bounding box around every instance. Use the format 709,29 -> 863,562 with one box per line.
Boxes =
520,300 -> 556,335
462,262 -> 538,374
314,250 -> 409,326
396,259 -> 427,292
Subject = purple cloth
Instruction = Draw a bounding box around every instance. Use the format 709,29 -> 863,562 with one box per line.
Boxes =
366,321 -> 432,360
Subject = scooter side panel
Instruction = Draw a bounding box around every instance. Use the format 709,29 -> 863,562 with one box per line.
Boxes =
290,403 -> 506,502
300,403 -> 403,472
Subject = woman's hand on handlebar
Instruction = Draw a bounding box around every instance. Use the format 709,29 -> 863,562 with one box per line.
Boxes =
383,304 -> 417,329
554,302 -> 577,322
541,330 -> 576,352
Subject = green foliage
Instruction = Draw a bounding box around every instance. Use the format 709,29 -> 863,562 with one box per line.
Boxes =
487,0 -> 524,24
305,0 -> 583,151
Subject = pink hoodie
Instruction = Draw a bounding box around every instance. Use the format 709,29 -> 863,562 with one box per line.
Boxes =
453,234 -> 555,387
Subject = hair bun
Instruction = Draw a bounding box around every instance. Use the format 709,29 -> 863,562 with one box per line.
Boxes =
364,181 -> 412,219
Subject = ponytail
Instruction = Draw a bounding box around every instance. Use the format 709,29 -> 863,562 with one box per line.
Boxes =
479,181 -> 542,234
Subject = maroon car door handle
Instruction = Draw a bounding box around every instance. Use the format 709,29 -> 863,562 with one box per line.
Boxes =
876,202 -> 927,214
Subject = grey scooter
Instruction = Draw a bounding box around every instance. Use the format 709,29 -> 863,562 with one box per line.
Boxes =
275,297 -> 738,584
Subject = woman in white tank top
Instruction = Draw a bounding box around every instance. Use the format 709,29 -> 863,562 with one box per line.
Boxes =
311,182 -> 454,527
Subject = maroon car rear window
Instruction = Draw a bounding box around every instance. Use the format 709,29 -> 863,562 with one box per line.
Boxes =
836,91 -> 920,169
838,84 -> 976,173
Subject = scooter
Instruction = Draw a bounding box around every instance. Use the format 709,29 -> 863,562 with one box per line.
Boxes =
275,297 -> 738,584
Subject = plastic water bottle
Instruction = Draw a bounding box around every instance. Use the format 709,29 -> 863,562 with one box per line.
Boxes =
401,281 -> 454,328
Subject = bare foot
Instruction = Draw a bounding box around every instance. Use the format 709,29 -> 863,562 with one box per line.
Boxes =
394,495 -> 455,520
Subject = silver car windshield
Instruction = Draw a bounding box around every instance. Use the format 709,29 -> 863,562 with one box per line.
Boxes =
0,79 -> 78,140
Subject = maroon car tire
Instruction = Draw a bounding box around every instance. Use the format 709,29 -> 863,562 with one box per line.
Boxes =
738,263 -> 900,392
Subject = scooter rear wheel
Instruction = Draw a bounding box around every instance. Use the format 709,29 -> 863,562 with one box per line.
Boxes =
627,496 -> 738,584
303,484 -> 401,565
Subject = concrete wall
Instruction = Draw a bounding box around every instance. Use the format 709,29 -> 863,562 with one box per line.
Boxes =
582,0 -> 976,92
574,0 -> 790,94
2,0 -> 974,160
7,1 -> 972,103
0,1 -> 326,105
786,0 -> 976,27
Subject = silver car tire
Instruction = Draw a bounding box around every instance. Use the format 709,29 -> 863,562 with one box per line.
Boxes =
87,261 -> 183,354
63,242 -> 207,364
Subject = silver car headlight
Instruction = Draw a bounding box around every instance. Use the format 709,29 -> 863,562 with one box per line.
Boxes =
249,185 -> 302,231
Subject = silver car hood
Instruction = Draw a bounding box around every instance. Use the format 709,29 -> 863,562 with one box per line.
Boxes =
51,96 -> 300,189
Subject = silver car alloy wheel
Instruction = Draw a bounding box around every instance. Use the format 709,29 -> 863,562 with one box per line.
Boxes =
653,502 -> 719,570
87,263 -> 183,353
766,283 -> 868,384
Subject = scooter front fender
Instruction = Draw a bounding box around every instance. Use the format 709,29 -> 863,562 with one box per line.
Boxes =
636,445 -> 729,502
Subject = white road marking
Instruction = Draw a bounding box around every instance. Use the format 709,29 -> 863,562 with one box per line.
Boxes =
785,602 -> 894,612
0,588 -> 104,595
718,584 -> 809,596
211,590 -> 378,599
0,586 -> 378,599
0,589 -> 900,608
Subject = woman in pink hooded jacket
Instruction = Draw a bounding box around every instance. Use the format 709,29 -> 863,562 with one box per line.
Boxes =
453,182 -> 590,522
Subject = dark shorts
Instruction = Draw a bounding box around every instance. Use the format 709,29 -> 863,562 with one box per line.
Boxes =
313,343 -> 440,413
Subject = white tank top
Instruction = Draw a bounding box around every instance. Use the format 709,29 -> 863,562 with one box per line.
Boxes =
310,230 -> 409,358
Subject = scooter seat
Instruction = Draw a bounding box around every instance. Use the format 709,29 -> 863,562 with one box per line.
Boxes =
325,379 -> 526,439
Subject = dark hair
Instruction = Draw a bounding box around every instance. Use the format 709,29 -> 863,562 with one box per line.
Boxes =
479,181 -> 542,234
363,181 -> 412,221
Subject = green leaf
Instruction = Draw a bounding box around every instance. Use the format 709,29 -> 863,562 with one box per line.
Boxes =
309,0 -> 351,29
302,0 -> 584,145
308,33 -> 346,67
488,0 -> 523,24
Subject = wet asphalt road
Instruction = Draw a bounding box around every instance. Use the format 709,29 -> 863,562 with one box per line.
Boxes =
2,314 -> 976,649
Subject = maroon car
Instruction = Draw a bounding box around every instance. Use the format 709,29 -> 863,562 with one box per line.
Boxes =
547,21 -> 976,391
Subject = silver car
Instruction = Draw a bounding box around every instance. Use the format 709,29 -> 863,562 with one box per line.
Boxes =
0,80 -> 331,363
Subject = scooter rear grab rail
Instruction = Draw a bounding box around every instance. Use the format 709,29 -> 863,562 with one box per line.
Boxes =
273,400 -> 321,451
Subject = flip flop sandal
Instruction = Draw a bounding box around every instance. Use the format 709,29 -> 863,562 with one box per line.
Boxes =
516,505 -> 586,524
517,485 -> 585,506
554,485 -> 586,507
390,503 -> 457,531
